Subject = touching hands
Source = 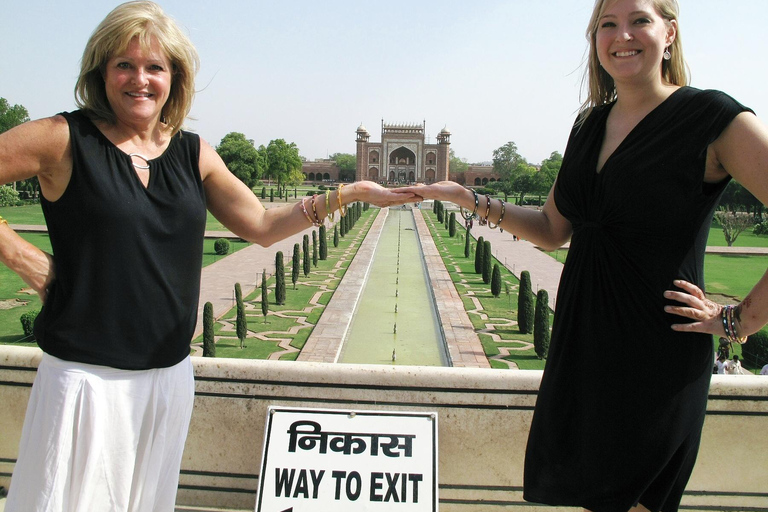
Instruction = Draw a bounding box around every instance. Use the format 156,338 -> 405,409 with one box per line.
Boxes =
20,249 -> 56,303
353,181 -> 421,208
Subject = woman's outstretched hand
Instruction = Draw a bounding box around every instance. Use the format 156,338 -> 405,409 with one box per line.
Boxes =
664,279 -> 725,336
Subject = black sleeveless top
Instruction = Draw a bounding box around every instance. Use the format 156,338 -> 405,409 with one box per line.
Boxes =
34,110 -> 206,370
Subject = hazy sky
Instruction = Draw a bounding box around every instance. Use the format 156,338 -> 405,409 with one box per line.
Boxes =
2,1 -> 767,165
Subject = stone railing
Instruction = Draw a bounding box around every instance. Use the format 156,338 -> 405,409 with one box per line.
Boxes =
2,345 -> 767,511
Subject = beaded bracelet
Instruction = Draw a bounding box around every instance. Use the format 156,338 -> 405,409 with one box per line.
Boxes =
325,190 -> 335,223
488,199 -> 505,230
460,189 -> 479,221
337,184 -> 348,218
300,197 -> 318,226
310,194 -> 323,225
478,194 -> 491,226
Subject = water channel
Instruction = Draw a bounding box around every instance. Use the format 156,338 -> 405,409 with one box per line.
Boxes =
338,208 -> 448,366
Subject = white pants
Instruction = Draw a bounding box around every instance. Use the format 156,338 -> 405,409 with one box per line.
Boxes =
6,353 -> 195,512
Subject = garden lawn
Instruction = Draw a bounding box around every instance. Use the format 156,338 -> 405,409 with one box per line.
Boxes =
423,209 -> 550,370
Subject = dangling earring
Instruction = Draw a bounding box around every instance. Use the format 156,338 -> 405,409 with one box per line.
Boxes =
663,47 -> 671,61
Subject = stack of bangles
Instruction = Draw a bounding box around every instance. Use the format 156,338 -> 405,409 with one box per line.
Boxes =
460,188 -> 505,229
299,185 -> 347,227
721,304 -> 747,344
0,215 -> 7,227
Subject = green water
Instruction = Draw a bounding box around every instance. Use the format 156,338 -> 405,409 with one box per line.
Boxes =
339,209 -> 448,366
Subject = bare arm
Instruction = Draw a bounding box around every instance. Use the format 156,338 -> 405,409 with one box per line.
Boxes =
199,139 -> 418,247
0,116 -> 69,300
397,180 -> 572,251
665,112 -> 768,338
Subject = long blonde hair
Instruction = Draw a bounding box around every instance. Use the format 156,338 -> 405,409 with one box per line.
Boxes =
578,0 -> 689,124
75,1 -> 199,135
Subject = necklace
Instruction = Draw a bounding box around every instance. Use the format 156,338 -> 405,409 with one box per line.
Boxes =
128,153 -> 151,170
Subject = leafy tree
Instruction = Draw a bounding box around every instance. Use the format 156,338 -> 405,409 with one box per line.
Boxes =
330,152 -> 357,182
319,225 -> 328,260
492,141 -> 526,182
235,282 -> 247,348
216,132 -> 264,189
491,264 -> 502,298
720,180 -> 764,217
534,289 -> 551,359
512,163 -> 538,205
303,234 -> 310,276
264,138 -> 302,192
261,269 -> 269,323
475,236 -> 485,274
292,243 -> 300,289
275,252 -> 286,305
715,210 -> 754,247
536,151 -> 562,195
518,271 -> 535,334
203,302 -> 215,357
464,226 -> 471,257
0,185 -> 21,207
482,240 -> 492,284
0,97 -> 30,133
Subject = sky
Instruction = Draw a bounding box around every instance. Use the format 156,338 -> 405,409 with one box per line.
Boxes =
2,1 -> 768,166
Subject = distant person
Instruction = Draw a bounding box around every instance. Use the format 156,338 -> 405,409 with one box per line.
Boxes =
725,355 -> 745,375
715,354 -> 727,374
398,0 -> 768,510
0,2 -> 413,510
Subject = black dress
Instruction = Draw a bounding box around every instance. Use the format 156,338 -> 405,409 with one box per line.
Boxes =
523,87 -> 751,512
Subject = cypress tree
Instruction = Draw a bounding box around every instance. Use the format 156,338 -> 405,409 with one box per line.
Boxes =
534,289 -> 551,359
203,301 -> 215,357
333,224 -> 339,247
491,264 -> 502,298
464,226 -> 471,258
303,234 -> 310,276
449,212 -> 457,237
261,187 -> 266,199
475,236 -> 485,274
312,230 -> 318,266
260,269 -> 268,323
518,270 -> 535,334
270,188 -> 274,202
319,225 -> 328,260
291,243 -> 300,289
275,251 -> 286,305
483,240 -> 492,284
437,201 -> 444,223
235,282 -> 247,348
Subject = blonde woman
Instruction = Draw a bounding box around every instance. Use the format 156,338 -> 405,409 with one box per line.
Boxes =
399,0 -> 768,510
0,2 -> 412,510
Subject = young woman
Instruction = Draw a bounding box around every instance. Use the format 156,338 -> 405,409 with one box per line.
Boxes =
399,1 -> 768,510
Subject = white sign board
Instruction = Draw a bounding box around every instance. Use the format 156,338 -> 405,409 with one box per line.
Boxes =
256,407 -> 438,512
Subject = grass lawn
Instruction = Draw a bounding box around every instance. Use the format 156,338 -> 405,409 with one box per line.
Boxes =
423,210 -> 550,370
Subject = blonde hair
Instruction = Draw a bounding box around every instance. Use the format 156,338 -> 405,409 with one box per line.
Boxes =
75,1 -> 199,135
578,0 -> 689,123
